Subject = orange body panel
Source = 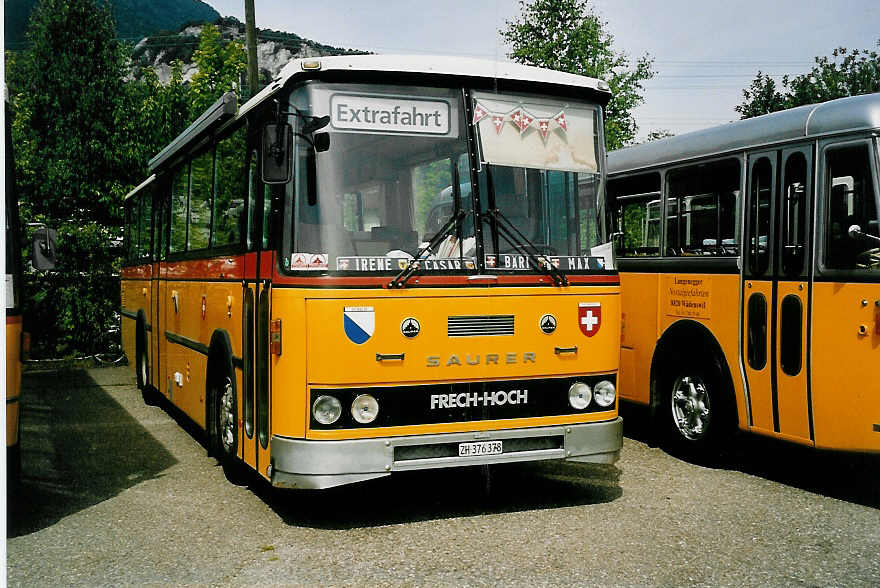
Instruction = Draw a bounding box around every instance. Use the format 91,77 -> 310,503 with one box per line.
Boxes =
811,282 -> 880,452
742,280 -> 774,433
619,272 -> 749,430
774,280 -> 811,442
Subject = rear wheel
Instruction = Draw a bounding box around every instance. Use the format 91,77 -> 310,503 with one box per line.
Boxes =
659,354 -> 733,461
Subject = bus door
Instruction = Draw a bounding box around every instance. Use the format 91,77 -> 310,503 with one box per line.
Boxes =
810,139 -> 880,451
151,190 -> 167,395
743,146 -> 814,443
241,149 -> 273,479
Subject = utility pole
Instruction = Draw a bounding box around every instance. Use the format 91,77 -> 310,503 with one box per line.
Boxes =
244,0 -> 258,98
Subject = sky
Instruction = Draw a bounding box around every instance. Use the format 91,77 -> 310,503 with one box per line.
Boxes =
208,0 -> 879,140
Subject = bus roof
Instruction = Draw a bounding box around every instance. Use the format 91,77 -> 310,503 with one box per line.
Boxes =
147,55 -> 611,175
608,92 -> 880,175
238,54 -> 611,119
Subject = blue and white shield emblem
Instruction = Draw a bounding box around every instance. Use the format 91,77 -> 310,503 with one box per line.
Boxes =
343,306 -> 375,344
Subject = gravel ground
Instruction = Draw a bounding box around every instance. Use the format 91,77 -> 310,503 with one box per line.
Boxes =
6,367 -> 880,586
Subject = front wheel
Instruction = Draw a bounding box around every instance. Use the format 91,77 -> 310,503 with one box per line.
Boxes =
659,355 -> 733,460
214,373 -> 247,485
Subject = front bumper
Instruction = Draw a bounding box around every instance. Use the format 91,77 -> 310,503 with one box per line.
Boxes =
270,417 -> 622,489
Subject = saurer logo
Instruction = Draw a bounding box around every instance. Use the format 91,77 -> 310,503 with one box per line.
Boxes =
430,389 -> 529,409
426,352 -> 536,367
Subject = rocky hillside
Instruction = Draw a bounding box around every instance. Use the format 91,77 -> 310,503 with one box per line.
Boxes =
4,0 -> 220,49
131,16 -> 365,84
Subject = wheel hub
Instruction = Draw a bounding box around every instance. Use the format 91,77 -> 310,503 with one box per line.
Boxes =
218,377 -> 235,454
671,375 -> 711,441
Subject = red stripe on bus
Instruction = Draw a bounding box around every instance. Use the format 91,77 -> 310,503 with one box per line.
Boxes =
6,315 -> 23,325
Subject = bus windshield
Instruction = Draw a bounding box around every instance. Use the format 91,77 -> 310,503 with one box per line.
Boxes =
286,83 -> 474,273
284,83 -> 606,275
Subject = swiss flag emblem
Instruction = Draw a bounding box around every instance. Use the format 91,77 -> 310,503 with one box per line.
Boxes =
578,302 -> 601,337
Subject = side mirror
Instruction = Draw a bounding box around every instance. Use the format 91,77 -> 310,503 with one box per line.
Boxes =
31,226 -> 57,271
262,123 -> 293,184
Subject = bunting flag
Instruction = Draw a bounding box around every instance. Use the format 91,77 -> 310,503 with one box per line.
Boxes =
491,114 -> 505,134
472,100 -> 569,138
472,102 -> 489,124
553,110 -> 568,132
537,118 -> 551,141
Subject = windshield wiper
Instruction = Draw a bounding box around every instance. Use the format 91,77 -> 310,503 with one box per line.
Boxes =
388,209 -> 467,289
484,207 -> 568,287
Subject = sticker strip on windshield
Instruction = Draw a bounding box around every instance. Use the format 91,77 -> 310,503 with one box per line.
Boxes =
484,254 -> 605,271
336,256 -> 476,272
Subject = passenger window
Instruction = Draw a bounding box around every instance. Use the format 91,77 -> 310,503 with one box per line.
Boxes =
747,157 -> 773,276
781,152 -> 808,276
247,151 -> 258,250
824,144 -> 880,270
139,193 -> 152,261
608,172 -> 661,257
213,127 -> 247,247
169,164 -> 188,253
667,159 -> 740,256
124,199 -> 136,262
189,151 -> 213,251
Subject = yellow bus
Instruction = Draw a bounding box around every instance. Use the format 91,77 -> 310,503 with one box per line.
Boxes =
607,93 -> 880,456
121,55 -> 623,489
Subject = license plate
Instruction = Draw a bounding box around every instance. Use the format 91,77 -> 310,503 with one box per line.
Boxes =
458,440 -> 503,457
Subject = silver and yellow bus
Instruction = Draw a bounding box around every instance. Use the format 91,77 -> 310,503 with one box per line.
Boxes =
121,55 -> 623,490
608,93 -> 880,456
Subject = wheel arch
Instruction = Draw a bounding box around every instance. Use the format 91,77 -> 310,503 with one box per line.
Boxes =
649,319 -> 736,421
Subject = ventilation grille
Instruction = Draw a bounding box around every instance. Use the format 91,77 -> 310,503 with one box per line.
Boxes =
448,315 -> 514,337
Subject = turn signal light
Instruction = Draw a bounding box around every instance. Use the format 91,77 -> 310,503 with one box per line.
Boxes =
270,318 -> 282,355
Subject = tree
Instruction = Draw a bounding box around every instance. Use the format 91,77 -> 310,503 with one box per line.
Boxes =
500,0 -> 655,149
7,0 -> 139,357
188,23 -> 246,118
736,43 -> 880,118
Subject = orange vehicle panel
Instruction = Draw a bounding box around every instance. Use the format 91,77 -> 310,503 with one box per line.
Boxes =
811,282 -> 880,452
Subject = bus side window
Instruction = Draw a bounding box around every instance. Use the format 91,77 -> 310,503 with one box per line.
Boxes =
667,158 -> 741,256
123,199 -> 134,263
170,164 -> 189,253
139,192 -> 152,262
608,172 -> 660,257
213,126 -> 247,248
189,150 -> 214,251
824,144 -> 880,270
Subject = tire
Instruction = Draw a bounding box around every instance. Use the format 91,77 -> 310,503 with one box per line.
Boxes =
212,366 -> 248,486
659,353 -> 733,461
136,318 -> 157,406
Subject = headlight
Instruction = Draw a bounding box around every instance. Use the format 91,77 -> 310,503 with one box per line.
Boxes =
351,394 -> 379,424
313,395 -> 342,425
593,380 -> 616,408
568,381 -> 592,410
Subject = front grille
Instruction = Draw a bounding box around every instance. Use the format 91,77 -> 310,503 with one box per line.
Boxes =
448,314 -> 514,337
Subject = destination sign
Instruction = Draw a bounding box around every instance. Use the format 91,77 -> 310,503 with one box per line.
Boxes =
330,94 -> 451,135
485,254 -> 606,271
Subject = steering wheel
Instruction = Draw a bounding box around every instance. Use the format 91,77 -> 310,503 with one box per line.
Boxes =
856,247 -> 880,269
